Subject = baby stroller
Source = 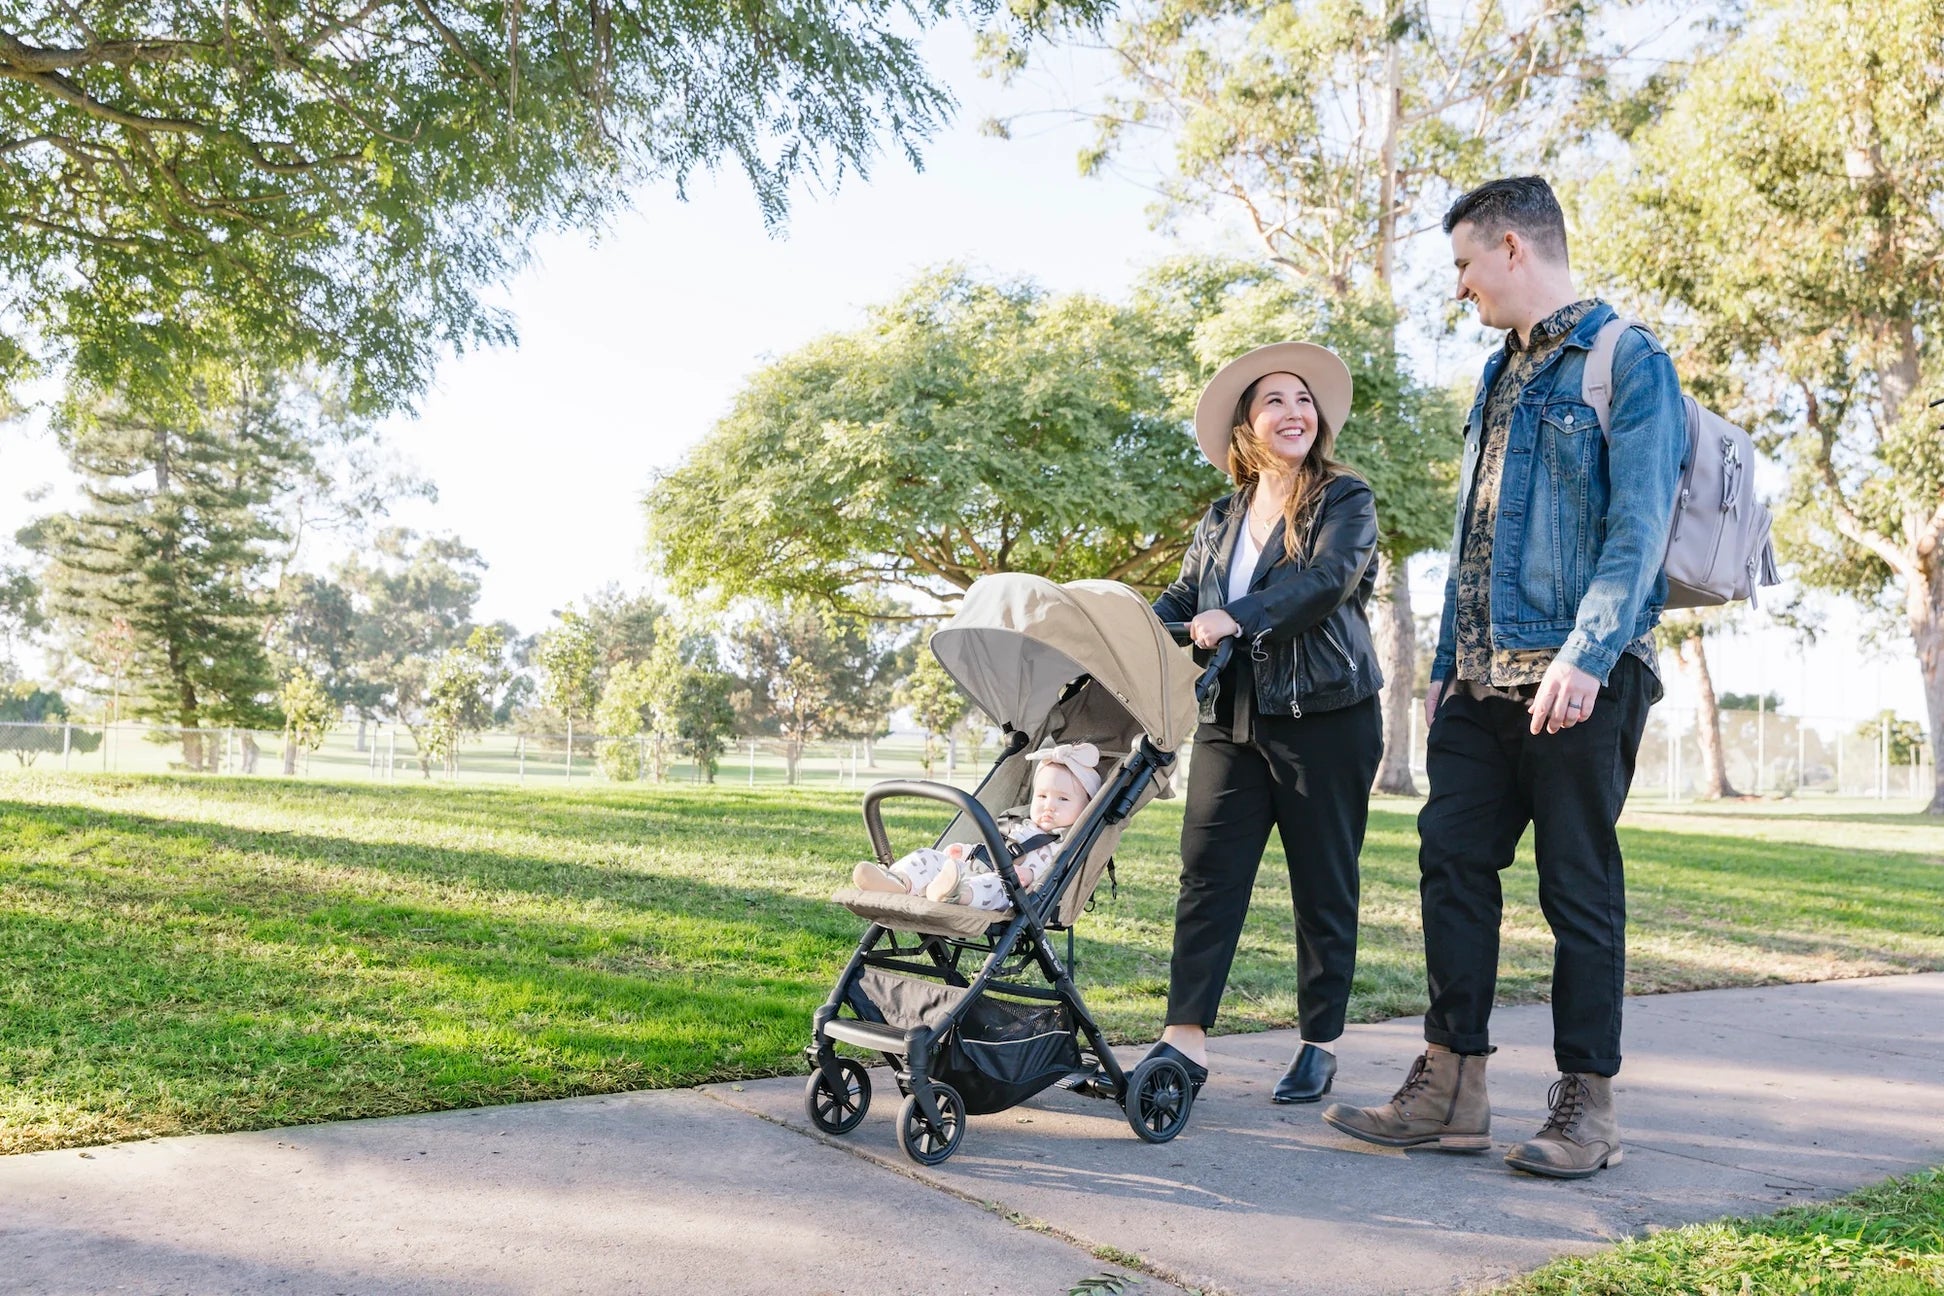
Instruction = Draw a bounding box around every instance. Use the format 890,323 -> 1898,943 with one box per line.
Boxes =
808,573 -> 1229,1165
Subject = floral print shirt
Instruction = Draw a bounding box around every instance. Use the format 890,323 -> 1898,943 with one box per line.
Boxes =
1453,299 -> 1658,691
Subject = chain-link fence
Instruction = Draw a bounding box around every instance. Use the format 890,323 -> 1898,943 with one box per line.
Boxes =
3,706 -> 1931,803
1385,704 -> 1932,801
0,720 -> 1007,789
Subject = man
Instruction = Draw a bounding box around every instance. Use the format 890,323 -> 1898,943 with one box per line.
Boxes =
1322,176 -> 1685,1179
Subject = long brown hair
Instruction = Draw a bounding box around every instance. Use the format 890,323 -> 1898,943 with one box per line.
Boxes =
1226,374 -> 1362,561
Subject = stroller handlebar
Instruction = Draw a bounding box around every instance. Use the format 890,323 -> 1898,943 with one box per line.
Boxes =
1160,621 -> 1236,705
860,781 -> 1022,894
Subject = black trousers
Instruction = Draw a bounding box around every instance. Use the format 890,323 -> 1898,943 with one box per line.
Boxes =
1167,694 -> 1382,1040
1418,655 -> 1653,1076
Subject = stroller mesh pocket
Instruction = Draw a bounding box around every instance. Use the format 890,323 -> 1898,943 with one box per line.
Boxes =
940,997 -> 1083,1114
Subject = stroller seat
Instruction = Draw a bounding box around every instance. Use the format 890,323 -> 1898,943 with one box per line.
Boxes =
828,886 -> 1009,939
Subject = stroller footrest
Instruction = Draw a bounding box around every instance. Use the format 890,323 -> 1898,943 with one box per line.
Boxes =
823,1018 -> 911,1055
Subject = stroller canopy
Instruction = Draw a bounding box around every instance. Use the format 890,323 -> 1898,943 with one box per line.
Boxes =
930,574 -> 1198,754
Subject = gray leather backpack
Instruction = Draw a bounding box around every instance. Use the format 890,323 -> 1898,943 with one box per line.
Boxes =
1582,319 -> 1782,609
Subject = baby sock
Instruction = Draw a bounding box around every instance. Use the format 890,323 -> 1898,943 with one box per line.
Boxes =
851,861 -> 908,893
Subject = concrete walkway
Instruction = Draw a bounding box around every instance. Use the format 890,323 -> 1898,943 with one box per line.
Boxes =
5,974 -> 1942,1296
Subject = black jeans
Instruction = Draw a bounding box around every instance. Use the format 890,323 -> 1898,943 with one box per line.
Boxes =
1167,695 -> 1383,1040
1418,655 -> 1653,1076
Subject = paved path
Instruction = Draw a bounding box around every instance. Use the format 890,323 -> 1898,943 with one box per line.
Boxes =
5,974 -> 1942,1296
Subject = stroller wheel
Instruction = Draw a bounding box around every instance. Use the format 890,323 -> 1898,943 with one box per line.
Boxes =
804,1058 -> 871,1135
896,1082 -> 966,1166
1125,1056 -> 1194,1143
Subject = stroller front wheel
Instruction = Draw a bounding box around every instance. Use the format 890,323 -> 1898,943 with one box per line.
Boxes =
896,1082 -> 966,1165
1125,1056 -> 1194,1143
804,1058 -> 871,1135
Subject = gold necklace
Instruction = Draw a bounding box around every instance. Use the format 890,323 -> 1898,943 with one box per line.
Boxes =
1249,487 -> 1288,546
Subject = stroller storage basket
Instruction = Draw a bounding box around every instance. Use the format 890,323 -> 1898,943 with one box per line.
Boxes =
941,996 -> 1083,1115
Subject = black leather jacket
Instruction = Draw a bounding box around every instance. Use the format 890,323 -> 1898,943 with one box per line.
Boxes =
1154,476 -> 1384,721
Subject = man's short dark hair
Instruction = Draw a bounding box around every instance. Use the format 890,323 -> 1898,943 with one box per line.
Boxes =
1443,176 -> 1570,266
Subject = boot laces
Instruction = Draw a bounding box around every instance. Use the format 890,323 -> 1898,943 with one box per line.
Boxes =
1538,1074 -> 1588,1136
1388,1054 -> 1431,1106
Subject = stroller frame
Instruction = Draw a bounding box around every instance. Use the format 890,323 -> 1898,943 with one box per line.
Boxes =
807,634 -> 1229,1163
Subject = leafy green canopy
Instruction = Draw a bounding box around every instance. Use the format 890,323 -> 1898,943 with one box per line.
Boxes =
649,265 -> 1225,603
0,0 -> 1109,408
1580,0 -> 1944,809
648,260 -> 1450,608
1582,0 -> 1943,608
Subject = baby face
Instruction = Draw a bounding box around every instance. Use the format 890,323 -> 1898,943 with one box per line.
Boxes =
1029,764 -> 1086,832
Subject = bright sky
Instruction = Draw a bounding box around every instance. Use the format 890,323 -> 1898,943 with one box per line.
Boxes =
0,22 -> 1928,727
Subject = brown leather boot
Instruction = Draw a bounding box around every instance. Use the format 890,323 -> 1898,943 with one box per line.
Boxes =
1503,1073 -> 1622,1179
1321,1044 -> 1491,1152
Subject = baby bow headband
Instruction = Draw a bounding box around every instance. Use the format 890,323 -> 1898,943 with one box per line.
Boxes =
1027,742 -> 1103,799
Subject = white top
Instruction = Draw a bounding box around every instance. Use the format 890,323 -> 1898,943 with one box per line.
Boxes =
1228,522 -> 1263,607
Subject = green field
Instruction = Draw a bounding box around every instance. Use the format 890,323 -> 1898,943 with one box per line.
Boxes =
1,773 -> 1940,1154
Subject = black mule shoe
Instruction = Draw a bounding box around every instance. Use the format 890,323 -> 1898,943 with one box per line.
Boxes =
1142,1041 -> 1209,1097
1271,1043 -> 1336,1104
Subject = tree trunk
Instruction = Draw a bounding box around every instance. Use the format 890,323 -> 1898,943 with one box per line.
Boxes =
1370,553 -> 1417,795
1678,634 -> 1737,799
785,740 -> 802,785
355,716 -> 368,753
862,734 -> 877,769
1908,567 -> 1944,815
240,733 -> 259,773
282,730 -> 298,775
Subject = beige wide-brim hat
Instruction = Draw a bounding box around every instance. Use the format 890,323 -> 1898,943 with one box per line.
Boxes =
1193,342 -> 1354,475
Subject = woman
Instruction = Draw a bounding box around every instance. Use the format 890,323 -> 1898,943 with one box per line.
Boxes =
1147,341 -> 1385,1104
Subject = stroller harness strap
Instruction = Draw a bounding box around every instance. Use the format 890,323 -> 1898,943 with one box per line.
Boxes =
967,831 -> 1058,869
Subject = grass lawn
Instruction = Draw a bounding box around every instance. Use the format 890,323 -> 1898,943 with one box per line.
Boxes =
2,773 -> 1941,1154
1499,1169 -> 1944,1295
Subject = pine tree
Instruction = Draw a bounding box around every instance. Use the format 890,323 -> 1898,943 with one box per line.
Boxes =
21,368 -> 301,768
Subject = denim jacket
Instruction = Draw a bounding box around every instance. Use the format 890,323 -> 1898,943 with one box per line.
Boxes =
1431,302 -> 1686,684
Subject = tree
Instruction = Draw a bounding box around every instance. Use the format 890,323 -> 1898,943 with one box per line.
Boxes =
1657,613 -> 1737,799
732,599 -> 893,784
0,560 -> 44,665
1584,0 -> 1944,812
594,658 -> 656,782
273,572 -> 369,726
647,265 -> 1231,609
278,669 -> 335,776
653,634 -> 739,784
421,626 -> 507,776
0,680 -> 101,766
1008,0 -> 1637,793
536,606 -> 601,761
333,528 -> 487,771
19,363 -> 306,767
583,587 -> 664,676
897,650 -> 968,776
0,1 -> 1110,410
1857,710 -> 1928,769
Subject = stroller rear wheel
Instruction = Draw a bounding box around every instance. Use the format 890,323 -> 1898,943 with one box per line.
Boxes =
804,1058 -> 871,1135
1125,1056 -> 1193,1143
896,1081 -> 966,1165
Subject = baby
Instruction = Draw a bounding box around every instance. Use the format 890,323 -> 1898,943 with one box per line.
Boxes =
850,743 -> 1102,912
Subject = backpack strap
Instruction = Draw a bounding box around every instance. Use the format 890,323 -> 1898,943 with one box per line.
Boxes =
1582,316 -> 1655,437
